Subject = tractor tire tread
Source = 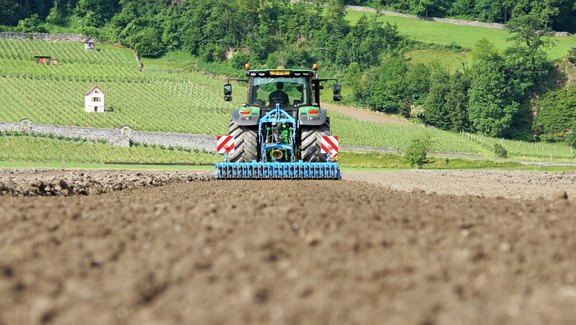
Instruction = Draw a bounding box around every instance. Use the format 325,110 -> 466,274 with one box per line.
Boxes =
301,118 -> 331,163
228,121 -> 258,163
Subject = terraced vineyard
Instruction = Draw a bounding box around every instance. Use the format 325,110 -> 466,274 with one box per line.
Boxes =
0,39 -> 240,135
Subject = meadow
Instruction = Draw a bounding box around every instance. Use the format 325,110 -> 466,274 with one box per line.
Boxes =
344,8 -> 576,70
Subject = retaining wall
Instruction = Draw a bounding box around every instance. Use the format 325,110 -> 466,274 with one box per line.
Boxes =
0,123 -> 215,152
0,32 -> 89,42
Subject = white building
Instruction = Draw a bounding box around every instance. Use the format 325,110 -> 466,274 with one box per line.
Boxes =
84,38 -> 96,50
84,86 -> 105,113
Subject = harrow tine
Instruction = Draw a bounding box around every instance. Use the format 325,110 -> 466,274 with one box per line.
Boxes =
214,162 -> 341,180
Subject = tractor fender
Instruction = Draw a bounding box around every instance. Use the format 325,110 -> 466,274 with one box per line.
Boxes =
299,108 -> 327,126
231,109 -> 260,126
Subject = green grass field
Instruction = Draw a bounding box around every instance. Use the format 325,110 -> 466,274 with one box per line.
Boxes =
0,133 -> 220,164
345,9 -> 576,70
3,135 -> 576,172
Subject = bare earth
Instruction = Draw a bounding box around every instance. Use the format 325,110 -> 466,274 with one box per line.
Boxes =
345,170 -> 576,200
1,169 -> 576,325
324,103 -> 411,125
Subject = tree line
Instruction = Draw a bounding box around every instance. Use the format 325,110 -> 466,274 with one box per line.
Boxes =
3,0 -> 575,33
1,0 -> 575,144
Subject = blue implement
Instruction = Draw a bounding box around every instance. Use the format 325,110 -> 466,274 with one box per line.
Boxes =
214,161 -> 341,180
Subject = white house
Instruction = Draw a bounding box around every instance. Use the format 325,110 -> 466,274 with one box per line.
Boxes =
84,38 -> 96,50
85,86 -> 105,113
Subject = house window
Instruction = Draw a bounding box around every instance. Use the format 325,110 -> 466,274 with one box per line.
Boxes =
93,97 -> 101,102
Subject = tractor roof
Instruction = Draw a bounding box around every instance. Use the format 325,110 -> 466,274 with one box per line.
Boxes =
246,69 -> 316,78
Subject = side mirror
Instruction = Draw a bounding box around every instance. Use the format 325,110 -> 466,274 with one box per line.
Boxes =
224,84 -> 232,101
333,83 -> 342,102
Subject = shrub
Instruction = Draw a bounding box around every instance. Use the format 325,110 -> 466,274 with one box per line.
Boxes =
493,143 -> 508,158
535,84 -> 576,142
403,134 -> 433,169
16,15 -> 47,33
566,122 -> 576,149
230,51 -> 250,69
569,48 -> 576,64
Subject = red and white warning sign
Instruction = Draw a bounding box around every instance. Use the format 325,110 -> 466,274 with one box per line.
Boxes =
216,135 -> 235,154
321,135 -> 339,156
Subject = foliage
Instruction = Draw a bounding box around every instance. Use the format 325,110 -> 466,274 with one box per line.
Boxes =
468,40 -> 522,137
367,55 -> 408,113
403,63 -> 431,116
535,84 -> 576,142
493,143 -> 508,158
16,14 -> 47,33
403,134 -> 433,169
567,122 -> 576,149
423,66 -> 451,129
446,70 -> 471,132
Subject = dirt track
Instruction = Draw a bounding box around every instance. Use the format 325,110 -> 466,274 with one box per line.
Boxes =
1,170 -> 576,324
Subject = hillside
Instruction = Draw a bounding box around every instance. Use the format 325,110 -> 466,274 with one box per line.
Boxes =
0,39 -> 242,135
345,8 -> 576,71
1,38 -> 575,165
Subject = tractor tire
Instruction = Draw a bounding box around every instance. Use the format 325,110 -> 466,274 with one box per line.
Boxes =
301,118 -> 331,162
228,120 -> 258,163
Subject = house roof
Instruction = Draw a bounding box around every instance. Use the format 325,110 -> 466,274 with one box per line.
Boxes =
85,85 -> 105,96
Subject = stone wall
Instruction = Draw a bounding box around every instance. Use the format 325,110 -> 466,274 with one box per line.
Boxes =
0,32 -> 89,42
0,122 -> 215,152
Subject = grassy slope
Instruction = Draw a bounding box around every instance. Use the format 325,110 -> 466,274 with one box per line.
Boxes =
0,134 -> 220,164
345,9 -> 576,70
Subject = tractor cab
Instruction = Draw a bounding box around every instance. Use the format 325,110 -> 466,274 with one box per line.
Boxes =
246,69 -> 315,110
224,66 -> 341,126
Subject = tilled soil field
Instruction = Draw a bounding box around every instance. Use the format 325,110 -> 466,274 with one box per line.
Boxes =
1,169 -> 576,325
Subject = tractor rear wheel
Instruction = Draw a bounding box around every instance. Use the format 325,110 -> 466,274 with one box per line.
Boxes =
301,118 -> 331,162
228,121 -> 258,162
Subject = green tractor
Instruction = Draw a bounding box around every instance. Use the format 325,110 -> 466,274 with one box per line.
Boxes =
215,64 -> 342,179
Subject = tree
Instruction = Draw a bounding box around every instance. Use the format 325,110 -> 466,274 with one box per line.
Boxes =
368,55 -> 409,113
475,0 -> 515,22
535,84 -> 576,142
468,40 -> 522,137
423,66 -> 451,129
74,0 -> 118,27
0,0 -> 21,26
445,70 -> 471,132
404,63 -> 431,117
450,0 -> 477,18
410,0 -> 451,17
506,3 -> 556,89
16,14 -> 47,32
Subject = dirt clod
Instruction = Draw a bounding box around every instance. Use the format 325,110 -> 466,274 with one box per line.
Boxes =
552,190 -> 569,200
